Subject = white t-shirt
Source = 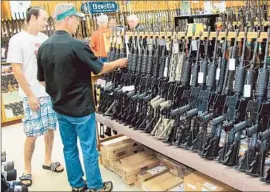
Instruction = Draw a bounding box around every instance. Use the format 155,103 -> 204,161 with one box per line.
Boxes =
6,31 -> 49,98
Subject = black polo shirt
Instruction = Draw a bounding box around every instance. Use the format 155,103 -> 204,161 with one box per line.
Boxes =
37,30 -> 103,117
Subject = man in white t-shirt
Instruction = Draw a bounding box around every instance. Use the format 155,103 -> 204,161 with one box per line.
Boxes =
6,6 -> 64,187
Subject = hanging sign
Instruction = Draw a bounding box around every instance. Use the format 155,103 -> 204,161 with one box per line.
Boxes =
9,1 -> 31,19
180,1 -> 191,16
204,1 -> 226,14
81,1 -> 118,14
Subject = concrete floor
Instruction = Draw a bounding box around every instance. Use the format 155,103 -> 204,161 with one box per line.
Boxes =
2,123 -> 139,191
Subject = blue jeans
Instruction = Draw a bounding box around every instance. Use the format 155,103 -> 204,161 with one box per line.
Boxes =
56,112 -> 103,189
99,57 -> 108,62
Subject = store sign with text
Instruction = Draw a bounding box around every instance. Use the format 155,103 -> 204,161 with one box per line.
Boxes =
81,1 -> 118,14
204,1 -> 225,14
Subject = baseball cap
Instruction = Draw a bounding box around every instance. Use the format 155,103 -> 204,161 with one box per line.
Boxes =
54,3 -> 85,21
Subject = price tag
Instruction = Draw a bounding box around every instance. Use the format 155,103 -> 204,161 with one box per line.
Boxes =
159,39 -> 166,46
138,43 -> 141,53
191,40 -> 197,51
198,72 -> 204,83
126,46 -> 130,56
146,165 -> 167,175
203,182 -> 217,191
163,58 -> 169,78
122,85 -> 135,92
1,48 -> 6,58
215,68 -> 220,80
190,74 -> 193,85
101,80 -> 107,88
124,35 -> 129,43
173,43 -> 179,53
96,79 -> 103,85
229,58 -> 236,71
169,184 -> 184,192
5,108 -> 14,118
244,84 -> 251,98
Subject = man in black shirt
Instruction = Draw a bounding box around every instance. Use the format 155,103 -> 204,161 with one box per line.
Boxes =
37,3 -> 127,192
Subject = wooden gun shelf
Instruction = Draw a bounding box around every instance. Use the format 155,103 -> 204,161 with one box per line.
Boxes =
96,113 -> 269,192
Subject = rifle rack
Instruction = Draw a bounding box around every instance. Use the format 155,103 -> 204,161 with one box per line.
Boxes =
96,114 -> 270,192
124,31 -> 269,42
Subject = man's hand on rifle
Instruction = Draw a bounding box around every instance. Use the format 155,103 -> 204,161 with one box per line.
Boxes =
116,58 -> 128,68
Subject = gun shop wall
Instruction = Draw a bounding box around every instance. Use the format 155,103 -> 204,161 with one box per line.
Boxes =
1,1 -> 270,192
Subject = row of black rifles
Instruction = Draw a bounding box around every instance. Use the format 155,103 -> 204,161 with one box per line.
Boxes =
2,151 -> 28,192
95,27 -> 270,184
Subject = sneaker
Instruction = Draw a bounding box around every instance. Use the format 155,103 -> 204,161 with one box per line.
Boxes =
86,181 -> 113,192
72,185 -> 88,192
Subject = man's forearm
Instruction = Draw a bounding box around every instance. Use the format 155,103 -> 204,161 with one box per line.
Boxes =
13,71 -> 34,97
98,60 -> 120,75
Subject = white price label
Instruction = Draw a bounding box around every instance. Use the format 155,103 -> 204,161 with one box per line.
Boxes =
96,78 -> 103,85
198,72 -> 204,83
5,108 -> 14,118
124,35 -> 129,43
191,40 -> 198,51
166,41 -> 171,51
203,182 -> 217,191
101,80 -> 107,88
169,184 -> 184,192
142,185 -> 149,191
159,39 -> 166,46
126,45 -> 130,55
164,66 -> 168,78
229,58 -> 236,71
243,84 -> 251,98
1,48 -> 6,58
138,44 -> 141,54
146,165 -> 167,175
173,43 -> 179,53
122,85 -> 135,92
215,68 -> 220,80
190,74 -> 193,85
187,183 -> 196,190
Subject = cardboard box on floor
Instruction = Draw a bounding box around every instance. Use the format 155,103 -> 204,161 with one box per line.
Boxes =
121,158 -> 160,184
100,136 -> 128,170
117,151 -> 160,184
135,165 -> 169,189
184,171 -> 238,191
101,136 -> 143,171
156,153 -> 194,178
111,150 -> 155,175
119,151 -> 155,165
112,161 -> 122,176
142,172 -> 183,191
